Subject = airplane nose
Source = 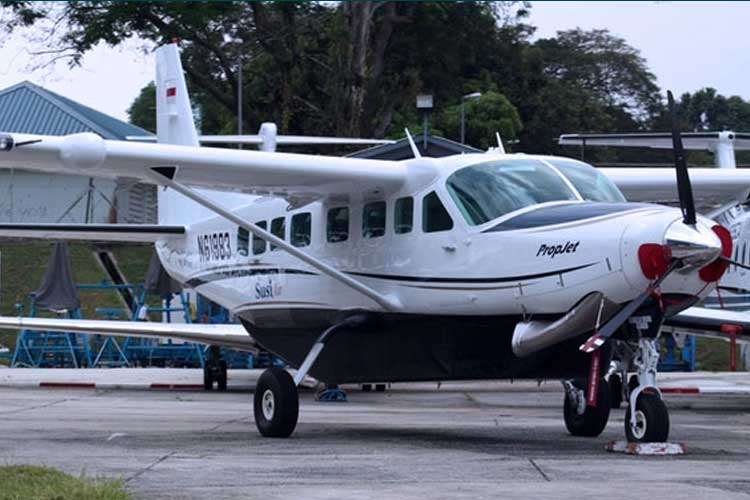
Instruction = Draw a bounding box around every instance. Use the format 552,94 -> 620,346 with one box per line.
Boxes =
664,220 -> 722,268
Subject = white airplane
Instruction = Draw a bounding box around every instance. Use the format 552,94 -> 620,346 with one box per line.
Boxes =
2,43 -> 750,443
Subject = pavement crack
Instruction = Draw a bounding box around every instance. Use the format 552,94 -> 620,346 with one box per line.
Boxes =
529,458 -> 551,482
125,451 -> 176,484
0,397 -> 78,415
207,416 -> 249,432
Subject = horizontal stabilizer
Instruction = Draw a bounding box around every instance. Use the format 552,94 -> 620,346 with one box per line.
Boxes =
0,316 -> 257,352
0,223 -> 185,243
663,306 -> 750,343
559,132 -> 750,151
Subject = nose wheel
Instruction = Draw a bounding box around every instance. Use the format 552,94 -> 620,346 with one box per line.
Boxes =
624,338 -> 670,442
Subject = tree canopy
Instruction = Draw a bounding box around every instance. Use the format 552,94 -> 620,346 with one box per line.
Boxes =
4,1 -> 750,164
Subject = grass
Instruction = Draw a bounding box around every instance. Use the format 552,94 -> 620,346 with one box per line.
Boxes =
0,242 -> 154,353
0,464 -> 130,500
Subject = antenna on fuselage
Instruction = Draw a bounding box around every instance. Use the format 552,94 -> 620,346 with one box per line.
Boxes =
405,128 -> 422,159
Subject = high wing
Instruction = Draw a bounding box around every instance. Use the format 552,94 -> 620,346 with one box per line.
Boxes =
599,167 -> 750,206
0,223 -> 184,242
126,134 -> 395,146
0,132 -> 406,201
663,306 -> 750,343
560,132 -> 750,151
0,316 -> 257,351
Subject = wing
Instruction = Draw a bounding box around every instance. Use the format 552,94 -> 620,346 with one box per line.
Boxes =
663,306 -> 750,343
559,132 -> 750,151
0,316 -> 257,351
0,132 -> 407,201
600,167 -> 750,206
127,135 -> 395,146
0,223 -> 184,242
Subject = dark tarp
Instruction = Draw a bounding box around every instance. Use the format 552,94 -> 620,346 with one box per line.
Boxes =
145,250 -> 182,295
34,241 -> 81,311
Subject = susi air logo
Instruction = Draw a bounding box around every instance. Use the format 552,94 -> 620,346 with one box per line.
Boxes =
536,241 -> 580,259
255,278 -> 283,300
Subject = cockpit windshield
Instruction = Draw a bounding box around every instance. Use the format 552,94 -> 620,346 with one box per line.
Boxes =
544,158 -> 626,203
446,159 -> 578,226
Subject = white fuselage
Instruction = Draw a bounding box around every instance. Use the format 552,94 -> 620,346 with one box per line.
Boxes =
153,153 -> 718,323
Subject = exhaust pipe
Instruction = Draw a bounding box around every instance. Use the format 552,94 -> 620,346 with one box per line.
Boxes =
512,292 -> 619,358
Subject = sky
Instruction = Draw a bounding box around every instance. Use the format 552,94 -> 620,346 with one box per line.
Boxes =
0,1 -> 747,123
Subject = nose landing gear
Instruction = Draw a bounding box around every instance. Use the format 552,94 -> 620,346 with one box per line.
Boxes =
563,377 -> 611,437
624,338 -> 670,442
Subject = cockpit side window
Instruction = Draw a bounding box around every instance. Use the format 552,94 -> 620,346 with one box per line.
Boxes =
544,158 -> 626,203
446,159 -> 578,226
422,191 -> 453,233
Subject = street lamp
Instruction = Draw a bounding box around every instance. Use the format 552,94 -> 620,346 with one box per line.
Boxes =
460,92 -> 482,145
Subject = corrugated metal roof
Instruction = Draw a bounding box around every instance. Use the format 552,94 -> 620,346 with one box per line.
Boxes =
349,135 -> 481,160
0,81 -> 152,139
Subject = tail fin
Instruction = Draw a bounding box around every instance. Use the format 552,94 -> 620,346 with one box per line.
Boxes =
155,42 -> 210,225
155,43 -> 199,147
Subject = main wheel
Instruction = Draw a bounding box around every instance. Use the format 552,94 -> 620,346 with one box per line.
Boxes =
564,378 -> 611,437
625,392 -> 669,443
203,367 -> 213,391
253,367 -> 299,438
216,361 -> 228,391
609,374 -> 623,409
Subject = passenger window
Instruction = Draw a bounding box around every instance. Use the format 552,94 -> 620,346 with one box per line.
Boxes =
362,201 -> 386,239
270,216 -> 285,251
237,227 -> 249,256
291,212 -> 312,247
394,197 -> 413,234
423,191 -> 453,233
327,207 -> 349,243
252,221 -> 267,255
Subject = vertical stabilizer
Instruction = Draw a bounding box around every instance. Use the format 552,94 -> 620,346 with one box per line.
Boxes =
156,43 -> 199,147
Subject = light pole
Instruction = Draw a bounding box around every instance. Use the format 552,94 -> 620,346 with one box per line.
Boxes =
460,91 -> 482,145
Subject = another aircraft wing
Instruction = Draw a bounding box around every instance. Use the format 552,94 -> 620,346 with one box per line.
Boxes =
0,316 -> 257,351
0,132 -> 406,202
559,132 -> 750,151
600,168 -> 750,206
663,306 -> 750,343
0,224 -> 184,242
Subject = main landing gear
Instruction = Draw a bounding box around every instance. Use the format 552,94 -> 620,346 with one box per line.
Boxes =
563,378 -> 611,437
252,314 -> 370,438
203,345 -> 227,391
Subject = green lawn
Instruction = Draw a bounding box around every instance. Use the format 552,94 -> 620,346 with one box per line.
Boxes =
0,465 -> 130,500
0,242 -> 154,352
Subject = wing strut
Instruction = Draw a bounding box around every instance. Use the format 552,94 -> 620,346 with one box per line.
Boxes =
147,167 -> 402,312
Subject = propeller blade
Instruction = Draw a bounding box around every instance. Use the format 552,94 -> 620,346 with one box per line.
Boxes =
720,256 -> 750,271
667,90 -> 697,226
580,261 -> 678,353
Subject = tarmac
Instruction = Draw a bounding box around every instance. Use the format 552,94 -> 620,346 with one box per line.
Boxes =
1,369 -> 750,499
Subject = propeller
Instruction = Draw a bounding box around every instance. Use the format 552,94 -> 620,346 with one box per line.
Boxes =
720,256 -> 750,271
667,90 -> 697,226
580,91 -> 699,353
580,260 -> 679,353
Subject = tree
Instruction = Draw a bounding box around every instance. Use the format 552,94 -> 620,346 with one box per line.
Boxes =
437,91 -> 522,150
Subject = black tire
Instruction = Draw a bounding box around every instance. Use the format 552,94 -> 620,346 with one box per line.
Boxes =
609,374 -> 623,409
375,383 -> 386,392
217,361 -> 228,391
625,392 -> 669,443
361,384 -> 372,392
253,367 -> 299,438
564,378 -> 611,437
628,374 -> 639,394
203,367 -> 213,391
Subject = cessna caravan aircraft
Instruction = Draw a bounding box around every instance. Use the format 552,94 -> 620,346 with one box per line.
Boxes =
2,42 -> 750,443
